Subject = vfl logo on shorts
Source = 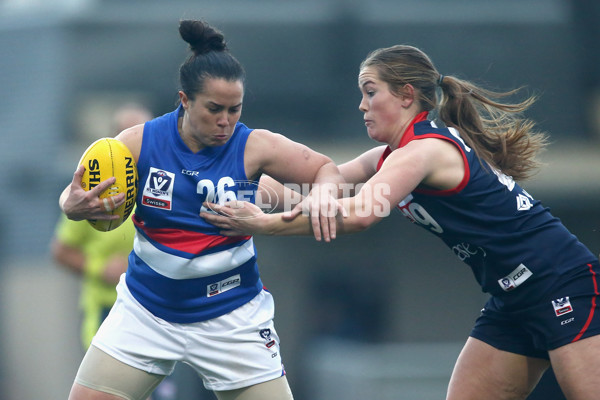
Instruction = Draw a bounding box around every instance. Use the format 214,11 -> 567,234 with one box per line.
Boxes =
498,264 -> 532,292
207,274 -> 241,297
260,328 -> 276,349
552,297 -> 573,317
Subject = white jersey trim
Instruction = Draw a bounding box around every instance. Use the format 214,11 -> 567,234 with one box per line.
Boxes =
133,233 -> 256,279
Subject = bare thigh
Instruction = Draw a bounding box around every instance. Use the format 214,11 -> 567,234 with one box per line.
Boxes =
447,337 -> 549,400
68,345 -> 164,400
214,376 -> 293,400
550,334 -> 600,400
69,384 -> 129,400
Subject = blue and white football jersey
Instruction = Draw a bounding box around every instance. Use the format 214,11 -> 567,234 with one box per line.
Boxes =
126,106 -> 263,323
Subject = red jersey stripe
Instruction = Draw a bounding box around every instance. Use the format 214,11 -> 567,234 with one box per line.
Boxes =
132,214 -> 250,254
572,263 -> 599,342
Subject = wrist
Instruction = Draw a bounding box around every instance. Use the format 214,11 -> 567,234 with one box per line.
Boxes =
259,213 -> 280,236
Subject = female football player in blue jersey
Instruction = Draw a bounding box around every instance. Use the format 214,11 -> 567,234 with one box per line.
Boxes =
59,19 -> 346,400
202,45 -> 600,400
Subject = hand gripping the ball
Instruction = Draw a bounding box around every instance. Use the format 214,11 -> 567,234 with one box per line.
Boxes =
63,137 -> 139,231
60,164 -> 126,222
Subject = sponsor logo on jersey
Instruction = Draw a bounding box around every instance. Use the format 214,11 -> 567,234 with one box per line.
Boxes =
142,168 -> 175,210
552,297 -> 573,317
497,264 -> 532,291
452,242 -> 487,262
181,169 -> 199,177
207,274 -> 241,297
561,317 -> 575,325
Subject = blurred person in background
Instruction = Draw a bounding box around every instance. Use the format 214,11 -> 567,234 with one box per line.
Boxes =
59,19 -> 343,400
203,44 -> 600,400
52,103 -> 212,400
52,103 -> 152,351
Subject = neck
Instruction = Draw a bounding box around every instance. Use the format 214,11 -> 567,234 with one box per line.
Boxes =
389,117 -> 412,149
178,115 -> 204,153
389,110 -> 426,149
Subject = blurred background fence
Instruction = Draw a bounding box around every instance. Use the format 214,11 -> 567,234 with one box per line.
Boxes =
0,1 -> 598,399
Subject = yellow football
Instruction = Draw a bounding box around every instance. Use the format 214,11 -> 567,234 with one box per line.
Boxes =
78,138 -> 138,231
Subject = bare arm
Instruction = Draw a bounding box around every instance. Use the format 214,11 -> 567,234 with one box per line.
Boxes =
338,145 -> 387,190
258,145 -> 385,213
245,129 -> 346,241
114,124 -> 143,163
203,138 -> 465,238
257,175 -> 304,212
51,239 -> 86,275
51,238 -> 127,285
245,129 -> 341,186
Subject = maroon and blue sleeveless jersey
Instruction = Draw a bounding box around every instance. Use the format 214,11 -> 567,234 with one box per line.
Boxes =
378,112 -> 597,300
126,105 -> 262,323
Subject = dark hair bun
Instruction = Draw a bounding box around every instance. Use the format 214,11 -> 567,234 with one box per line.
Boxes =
179,20 -> 227,55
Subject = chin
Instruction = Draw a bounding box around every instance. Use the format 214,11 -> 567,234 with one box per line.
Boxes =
367,129 -> 381,143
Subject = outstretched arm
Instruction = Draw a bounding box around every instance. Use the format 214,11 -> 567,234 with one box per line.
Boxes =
203,137 -> 465,240
202,180 -> 386,239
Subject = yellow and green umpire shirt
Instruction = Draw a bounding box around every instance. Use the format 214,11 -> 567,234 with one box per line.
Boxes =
54,214 -> 135,349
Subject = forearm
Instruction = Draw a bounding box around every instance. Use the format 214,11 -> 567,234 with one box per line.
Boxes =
203,189 -> 385,239
259,161 -> 345,209
258,212 -> 314,236
51,240 -> 85,275
258,197 -> 378,237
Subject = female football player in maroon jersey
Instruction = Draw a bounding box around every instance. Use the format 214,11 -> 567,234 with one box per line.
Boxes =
203,44 -> 600,400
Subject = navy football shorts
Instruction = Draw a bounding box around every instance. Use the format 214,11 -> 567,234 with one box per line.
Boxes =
470,260 -> 600,359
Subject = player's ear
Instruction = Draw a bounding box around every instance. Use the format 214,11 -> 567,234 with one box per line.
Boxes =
178,91 -> 189,109
399,84 -> 415,108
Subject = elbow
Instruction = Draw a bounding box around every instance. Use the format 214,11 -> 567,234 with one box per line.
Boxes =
358,214 -> 382,231
342,196 -> 389,233
316,160 -> 346,184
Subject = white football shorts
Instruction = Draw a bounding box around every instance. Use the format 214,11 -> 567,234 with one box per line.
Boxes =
91,275 -> 286,391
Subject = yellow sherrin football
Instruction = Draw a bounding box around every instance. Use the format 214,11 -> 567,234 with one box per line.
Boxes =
78,138 -> 138,231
